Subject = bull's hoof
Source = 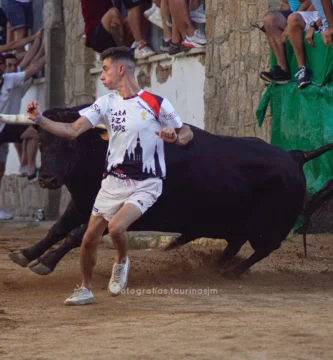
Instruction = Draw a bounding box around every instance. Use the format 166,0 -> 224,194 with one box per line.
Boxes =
8,251 -> 30,267
28,259 -> 52,275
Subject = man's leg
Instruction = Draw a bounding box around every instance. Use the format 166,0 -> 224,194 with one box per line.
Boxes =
259,11 -> 291,84
288,12 -> 314,89
0,143 -> 12,220
101,7 -> 125,46
160,0 -> 173,52
264,11 -> 288,70
80,215 -> 108,289
64,214 -> 108,306
108,203 -> 142,295
169,0 -> 207,48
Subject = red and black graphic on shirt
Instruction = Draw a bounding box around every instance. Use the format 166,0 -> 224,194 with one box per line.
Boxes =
109,135 -> 162,181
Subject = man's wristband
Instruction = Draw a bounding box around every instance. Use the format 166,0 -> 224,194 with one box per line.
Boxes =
30,114 -> 43,124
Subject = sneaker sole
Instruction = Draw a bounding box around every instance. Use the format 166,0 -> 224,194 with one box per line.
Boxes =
298,81 -> 311,89
64,298 -> 95,306
259,73 -> 290,84
108,258 -> 130,296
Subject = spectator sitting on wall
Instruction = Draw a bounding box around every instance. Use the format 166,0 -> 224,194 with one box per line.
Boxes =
81,0 -> 134,54
2,0 -> 33,53
0,31 -> 46,183
259,0 -> 312,84
286,2 -> 327,89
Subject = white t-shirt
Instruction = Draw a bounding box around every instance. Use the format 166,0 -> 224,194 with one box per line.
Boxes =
80,89 -> 183,180
0,71 -> 26,133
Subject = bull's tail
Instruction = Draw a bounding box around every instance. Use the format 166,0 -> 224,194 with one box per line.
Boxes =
289,144 -> 333,166
302,179 -> 333,257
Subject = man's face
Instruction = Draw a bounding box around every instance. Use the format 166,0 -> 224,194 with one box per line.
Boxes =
5,58 -> 18,73
100,58 -> 122,90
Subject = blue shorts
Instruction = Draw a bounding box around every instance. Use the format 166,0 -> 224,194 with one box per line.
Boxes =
2,0 -> 33,30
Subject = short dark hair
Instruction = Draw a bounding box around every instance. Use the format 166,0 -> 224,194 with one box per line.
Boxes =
101,46 -> 135,65
4,53 -> 17,60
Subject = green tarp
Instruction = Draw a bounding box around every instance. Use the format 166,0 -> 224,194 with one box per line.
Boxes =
257,33 -> 333,194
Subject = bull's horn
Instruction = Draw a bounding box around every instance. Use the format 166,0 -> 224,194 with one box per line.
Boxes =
0,113 -> 33,125
96,124 -> 107,130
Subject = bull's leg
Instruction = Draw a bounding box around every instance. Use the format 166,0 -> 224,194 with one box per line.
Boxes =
164,233 -> 197,251
28,224 -> 87,275
218,240 -> 246,266
223,246 -> 278,279
8,200 -> 84,267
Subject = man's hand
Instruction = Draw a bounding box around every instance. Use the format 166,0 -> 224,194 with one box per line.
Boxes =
281,27 -> 289,44
305,27 -> 316,47
322,27 -> 333,46
155,127 -> 178,143
27,101 -> 42,121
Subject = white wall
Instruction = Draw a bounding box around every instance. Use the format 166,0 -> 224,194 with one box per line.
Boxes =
5,80 -> 45,175
94,52 -> 205,129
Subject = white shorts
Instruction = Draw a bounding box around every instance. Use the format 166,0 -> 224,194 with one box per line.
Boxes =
92,175 -> 163,221
296,11 -> 320,31
0,143 -> 9,163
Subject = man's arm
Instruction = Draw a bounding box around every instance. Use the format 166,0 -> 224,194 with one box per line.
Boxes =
155,125 -> 193,146
0,33 -> 37,53
23,55 -> 46,81
27,101 -> 93,140
19,29 -> 43,70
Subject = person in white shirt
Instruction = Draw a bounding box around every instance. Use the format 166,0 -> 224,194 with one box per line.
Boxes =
26,46 -> 193,305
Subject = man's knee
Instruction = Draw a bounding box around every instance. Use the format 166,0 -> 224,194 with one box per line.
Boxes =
263,11 -> 284,30
287,13 -> 305,29
82,230 -> 100,250
108,221 -> 126,239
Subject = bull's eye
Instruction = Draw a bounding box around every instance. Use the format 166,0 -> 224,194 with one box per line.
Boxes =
68,140 -> 76,149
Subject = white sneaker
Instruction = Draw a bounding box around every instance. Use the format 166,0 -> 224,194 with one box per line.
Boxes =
190,5 -> 206,23
64,285 -> 95,306
182,29 -> 207,49
148,7 -> 163,29
0,209 -> 13,220
144,3 -> 157,19
108,257 -> 130,296
134,42 -> 156,59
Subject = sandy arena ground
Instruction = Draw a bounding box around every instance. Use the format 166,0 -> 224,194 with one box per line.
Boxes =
1,221 -> 333,359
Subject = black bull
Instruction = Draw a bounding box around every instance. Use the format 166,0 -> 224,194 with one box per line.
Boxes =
8,105 -> 333,277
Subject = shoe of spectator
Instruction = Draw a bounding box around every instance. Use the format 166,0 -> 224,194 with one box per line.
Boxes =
148,7 -> 163,29
19,165 -> 28,177
259,66 -> 291,84
190,4 -> 206,23
166,15 -> 172,28
144,3 -> 157,19
134,42 -> 156,59
168,42 -> 183,55
0,209 -> 13,220
182,29 -> 207,49
296,66 -> 311,89
160,39 -> 171,52
27,168 -> 39,184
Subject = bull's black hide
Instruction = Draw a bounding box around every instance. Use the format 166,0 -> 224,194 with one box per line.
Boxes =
8,104 -> 333,277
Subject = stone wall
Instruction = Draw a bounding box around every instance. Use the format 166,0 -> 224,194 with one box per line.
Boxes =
204,0 -> 281,141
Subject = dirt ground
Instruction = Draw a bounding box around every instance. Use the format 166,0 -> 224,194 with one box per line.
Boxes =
1,222 -> 333,360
